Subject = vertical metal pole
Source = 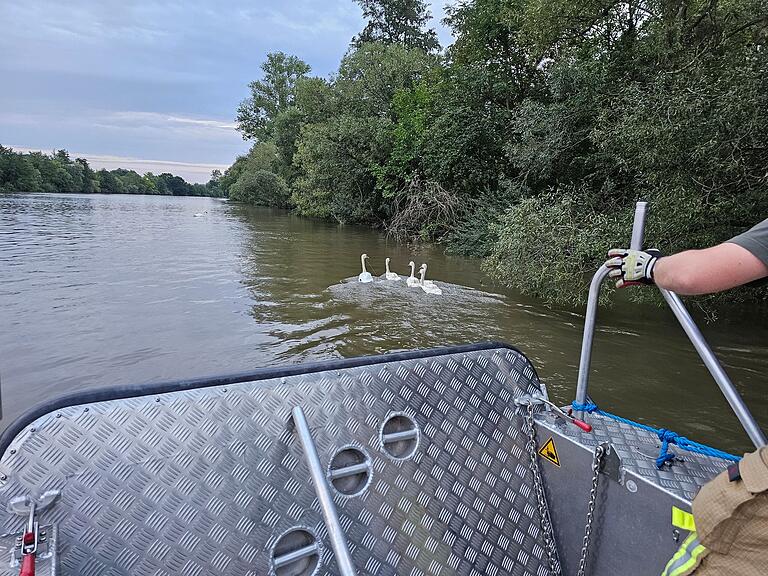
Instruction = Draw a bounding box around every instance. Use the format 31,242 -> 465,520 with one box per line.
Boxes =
630,202 -> 648,251
576,201 -> 649,406
574,266 -> 611,406
291,406 -> 357,576
659,290 -> 767,448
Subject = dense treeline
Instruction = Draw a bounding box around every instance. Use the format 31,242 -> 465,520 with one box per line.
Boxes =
0,146 -> 224,197
228,0 -> 768,305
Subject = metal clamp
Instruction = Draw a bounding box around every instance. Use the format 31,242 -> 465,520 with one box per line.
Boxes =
515,394 -> 593,433
8,490 -> 60,575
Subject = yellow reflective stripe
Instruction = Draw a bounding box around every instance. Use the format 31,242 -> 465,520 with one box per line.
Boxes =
662,534 -> 697,576
666,543 -> 707,576
662,533 -> 708,576
672,506 -> 696,532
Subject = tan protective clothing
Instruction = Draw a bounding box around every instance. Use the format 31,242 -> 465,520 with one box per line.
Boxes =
674,447 -> 768,575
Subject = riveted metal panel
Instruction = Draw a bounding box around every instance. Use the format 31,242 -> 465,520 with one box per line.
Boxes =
534,412 -> 727,576
0,348 -> 551,576
550,410 -> 728,501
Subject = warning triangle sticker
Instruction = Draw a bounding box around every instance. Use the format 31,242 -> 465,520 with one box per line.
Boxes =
538,437 -> 561,467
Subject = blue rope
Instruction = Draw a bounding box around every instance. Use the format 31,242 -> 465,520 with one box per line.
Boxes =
571,401 -> 741,467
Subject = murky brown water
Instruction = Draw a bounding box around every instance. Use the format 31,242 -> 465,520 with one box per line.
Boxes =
1,193 -> 766,453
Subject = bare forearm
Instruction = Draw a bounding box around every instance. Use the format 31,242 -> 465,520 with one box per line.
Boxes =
653,243 -> 768,295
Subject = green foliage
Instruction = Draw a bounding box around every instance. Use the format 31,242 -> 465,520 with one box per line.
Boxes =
236,52 -> 311,141
372,83 -> 432,199
486,187 -> 625,305
223,0 -> 767,307
0,146 -> 222,197
293,115 -> 388,222
353,0 -> 440,52
229,170 -> 290,207
291,43 -> 437,223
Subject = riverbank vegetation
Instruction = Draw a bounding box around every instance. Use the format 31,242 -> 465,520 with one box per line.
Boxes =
222,0 -> 767,306
0,147 -> 224,197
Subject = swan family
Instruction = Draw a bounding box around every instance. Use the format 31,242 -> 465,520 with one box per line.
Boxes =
358,254 -> 443,295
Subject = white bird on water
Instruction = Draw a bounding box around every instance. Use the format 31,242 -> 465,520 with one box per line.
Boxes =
406,261 -> 421,287
358,253 -> 373,283
384,258 -> 401,280
419,263 -> 442,295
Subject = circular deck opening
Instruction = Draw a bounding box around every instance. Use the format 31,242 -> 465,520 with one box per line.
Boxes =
271,528 -> 320,576
327,446 -> 371,496
380,413 -> 419,460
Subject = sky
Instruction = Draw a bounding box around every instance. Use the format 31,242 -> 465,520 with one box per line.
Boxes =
0,1 -> 453,183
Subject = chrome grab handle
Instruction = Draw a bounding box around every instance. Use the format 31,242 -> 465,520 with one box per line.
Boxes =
574,202 -> 766,449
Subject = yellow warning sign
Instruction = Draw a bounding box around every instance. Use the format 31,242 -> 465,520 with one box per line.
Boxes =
538,437 -> 560,467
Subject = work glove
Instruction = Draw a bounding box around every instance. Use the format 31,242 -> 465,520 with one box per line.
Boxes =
605,248 -> 662,288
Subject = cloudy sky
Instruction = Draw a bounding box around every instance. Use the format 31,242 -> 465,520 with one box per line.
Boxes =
0,1 -> 452,182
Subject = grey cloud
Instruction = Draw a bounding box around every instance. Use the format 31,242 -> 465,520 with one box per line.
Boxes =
0,0 -> 453,178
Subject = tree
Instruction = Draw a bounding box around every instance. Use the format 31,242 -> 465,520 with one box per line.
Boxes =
353,0 -> 440,52
96,169 -> 124,194
0,147 -> 42,192
229,170 -> 290,207
292,43 -> 437,223
157,173 -> 190,196
236,52 -> 311,141
76,158 -> 99,193
218,142 -> 280,197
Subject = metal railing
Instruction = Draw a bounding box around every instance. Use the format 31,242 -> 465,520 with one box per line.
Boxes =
574,202 -> 766,449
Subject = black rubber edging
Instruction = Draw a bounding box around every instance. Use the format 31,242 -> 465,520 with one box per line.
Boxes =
0,341 -> 530,456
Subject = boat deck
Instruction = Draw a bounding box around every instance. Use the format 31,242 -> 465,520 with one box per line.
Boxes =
0,344 -> 729,575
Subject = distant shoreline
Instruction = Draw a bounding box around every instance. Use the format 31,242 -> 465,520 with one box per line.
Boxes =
2,190 -> 228,199
0,146 -> 224,198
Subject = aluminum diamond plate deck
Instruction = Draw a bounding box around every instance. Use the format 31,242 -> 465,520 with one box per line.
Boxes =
0,347 -> 551,576
542,410 -> 729,501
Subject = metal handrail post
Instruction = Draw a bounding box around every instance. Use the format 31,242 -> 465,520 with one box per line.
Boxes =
292,406 -> 357,576
630,202 -> 648,250
574,265 -> 611,407
575,203 -> 646,407
574,201 -> 766,448
659,290 -> 767,448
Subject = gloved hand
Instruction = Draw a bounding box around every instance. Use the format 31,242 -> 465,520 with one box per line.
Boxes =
605,248 -> 662,288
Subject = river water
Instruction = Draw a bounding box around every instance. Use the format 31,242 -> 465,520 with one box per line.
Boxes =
1,193 -> 766,453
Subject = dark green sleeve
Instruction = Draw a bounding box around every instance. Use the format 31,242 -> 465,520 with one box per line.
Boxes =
728,219 -> 768,267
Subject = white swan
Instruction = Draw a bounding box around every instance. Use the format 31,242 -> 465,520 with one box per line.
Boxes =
384,258 -> 401,280
358,253 -> 373,283
406,261 -> 421,287
419,264 -> 442,295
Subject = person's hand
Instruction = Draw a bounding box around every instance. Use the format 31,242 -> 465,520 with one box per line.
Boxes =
606,248 -> 662,288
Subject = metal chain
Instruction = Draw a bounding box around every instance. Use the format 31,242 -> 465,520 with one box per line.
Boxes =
523,403 -> 562,576
576,444 -> 605,576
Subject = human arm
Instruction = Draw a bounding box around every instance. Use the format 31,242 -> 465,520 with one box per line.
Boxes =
606,218 -> 768,294
605,243 -> 768,294
653,243 -> 768,295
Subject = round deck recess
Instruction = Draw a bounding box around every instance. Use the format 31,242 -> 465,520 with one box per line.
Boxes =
380,413 -> 420,460
327,446 -> 372,496
271,528 -> 320,576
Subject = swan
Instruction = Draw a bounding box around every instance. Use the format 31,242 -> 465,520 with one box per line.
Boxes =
406,261 -> 421,287
358,253 -> 373,283
419,264 -> 438,288
419,264 -> 442,295
384,258 -> 401,280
